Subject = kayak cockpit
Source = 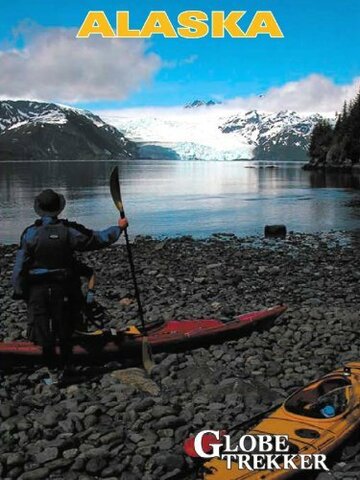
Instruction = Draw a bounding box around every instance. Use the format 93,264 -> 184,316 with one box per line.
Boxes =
285,376 -> 352,419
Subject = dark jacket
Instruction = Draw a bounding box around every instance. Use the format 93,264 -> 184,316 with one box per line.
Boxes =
12,216 -> 121,298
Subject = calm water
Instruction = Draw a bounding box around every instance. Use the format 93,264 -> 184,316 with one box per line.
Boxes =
2,160 -> 360,244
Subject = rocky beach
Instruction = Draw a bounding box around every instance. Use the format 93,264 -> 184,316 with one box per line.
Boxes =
1,233 -> 360,480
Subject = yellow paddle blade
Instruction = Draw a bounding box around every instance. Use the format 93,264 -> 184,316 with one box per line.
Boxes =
125,326 -> 142,336
74,329 -> 104,336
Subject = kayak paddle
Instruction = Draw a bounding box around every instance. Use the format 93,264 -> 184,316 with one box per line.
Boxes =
110,166 -> 154,374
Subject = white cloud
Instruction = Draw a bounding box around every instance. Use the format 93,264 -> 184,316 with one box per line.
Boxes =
99,75 -> 360,119
0,24 -> 161,102
181,54 -> 198,65
0,25 -> 357,116
225,74 -> 360,115
163,54 -> 198,69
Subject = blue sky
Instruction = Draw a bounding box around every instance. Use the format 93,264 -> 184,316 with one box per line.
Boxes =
1,0 -> 359,110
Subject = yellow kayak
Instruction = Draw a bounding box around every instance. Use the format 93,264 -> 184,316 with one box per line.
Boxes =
203,362 -> 360,479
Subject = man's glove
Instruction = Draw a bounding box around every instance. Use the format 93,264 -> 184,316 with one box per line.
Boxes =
118,217 -> 129,230
86,289 -> 95,305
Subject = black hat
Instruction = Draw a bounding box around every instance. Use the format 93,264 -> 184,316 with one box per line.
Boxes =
34,189 -> 66,217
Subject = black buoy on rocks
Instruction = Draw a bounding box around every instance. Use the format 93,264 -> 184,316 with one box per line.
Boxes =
264,224 -> 287,239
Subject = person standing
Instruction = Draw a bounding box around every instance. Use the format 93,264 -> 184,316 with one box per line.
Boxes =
11,188 -> 128,376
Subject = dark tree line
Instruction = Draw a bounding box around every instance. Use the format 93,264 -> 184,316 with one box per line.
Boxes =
309,90 -> 360,165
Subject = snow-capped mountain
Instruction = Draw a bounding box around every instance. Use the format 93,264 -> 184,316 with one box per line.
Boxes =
184,99 -> 221,109
220,110 -> 323,160
101,109 -> 323,161
0,101 -> 324,161
0,100 -> 137,160
101,109 -> 254,161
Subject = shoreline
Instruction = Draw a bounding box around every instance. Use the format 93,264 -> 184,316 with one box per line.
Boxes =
303,162 -> 360,173
1,233 -> 360,479
0,229 -> 355,248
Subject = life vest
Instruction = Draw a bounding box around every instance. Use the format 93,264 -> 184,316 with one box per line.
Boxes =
30,219 -> 74,270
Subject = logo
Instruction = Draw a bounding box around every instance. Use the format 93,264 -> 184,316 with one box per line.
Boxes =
187,431 -> 329,472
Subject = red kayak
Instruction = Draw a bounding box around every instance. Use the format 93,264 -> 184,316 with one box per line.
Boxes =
0,305 -> 286,367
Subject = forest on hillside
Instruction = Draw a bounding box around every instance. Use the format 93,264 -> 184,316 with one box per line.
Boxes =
305,90 -> 360,170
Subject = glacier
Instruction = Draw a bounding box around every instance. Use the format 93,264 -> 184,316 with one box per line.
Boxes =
100,110 -> 254,161
100,108 -> 323,161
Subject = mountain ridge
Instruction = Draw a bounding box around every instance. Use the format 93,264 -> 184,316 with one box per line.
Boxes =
184,99 -> 221,109
103,109 -> 324,161
0,100 -> 138,160
220,110 -> 323,160
0,100 -> 326,161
